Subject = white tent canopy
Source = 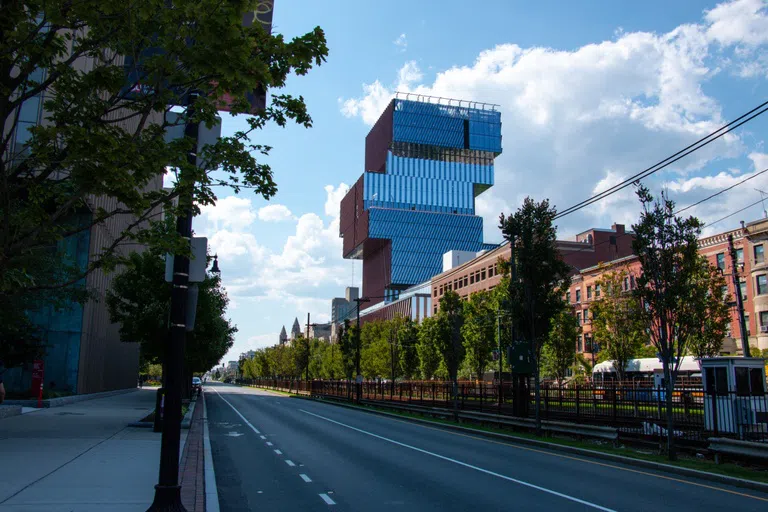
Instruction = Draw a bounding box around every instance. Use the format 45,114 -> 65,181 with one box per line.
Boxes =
593,356 -> 700,374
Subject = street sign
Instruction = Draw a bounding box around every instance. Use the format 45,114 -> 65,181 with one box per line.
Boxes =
507,341 -> 533,374
165,237 -> 208,283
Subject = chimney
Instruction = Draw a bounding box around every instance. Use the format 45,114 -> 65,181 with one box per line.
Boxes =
611,223 -> 625,234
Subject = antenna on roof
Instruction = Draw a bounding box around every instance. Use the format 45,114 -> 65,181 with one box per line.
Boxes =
755,188 -> 768,219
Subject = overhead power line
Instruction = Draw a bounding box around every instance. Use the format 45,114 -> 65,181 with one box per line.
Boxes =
675,167 -> 768,215
554,99 -> 768,220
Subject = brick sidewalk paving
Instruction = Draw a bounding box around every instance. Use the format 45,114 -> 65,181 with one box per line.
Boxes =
179,395 -> 205,512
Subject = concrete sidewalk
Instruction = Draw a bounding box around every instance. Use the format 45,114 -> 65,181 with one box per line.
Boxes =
0,388 -> 189,511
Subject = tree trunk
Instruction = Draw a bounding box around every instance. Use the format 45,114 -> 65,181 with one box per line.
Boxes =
664,363 -> 677,460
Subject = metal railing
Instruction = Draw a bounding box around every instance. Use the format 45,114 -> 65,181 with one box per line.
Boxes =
242,379 -> 768,443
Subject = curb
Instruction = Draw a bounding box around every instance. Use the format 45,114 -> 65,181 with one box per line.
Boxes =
202,390 -> 220,512
292,392 -> 768,495
3,387 -> 136,408
0,405 -> 22,420
181,398 -> 198,429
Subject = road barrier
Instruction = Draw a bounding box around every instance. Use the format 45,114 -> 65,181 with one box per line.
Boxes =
708,438 -> 768,464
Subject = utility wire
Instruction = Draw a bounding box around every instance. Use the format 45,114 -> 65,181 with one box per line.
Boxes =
554,100 -> 768,220
675,167 -> 768,215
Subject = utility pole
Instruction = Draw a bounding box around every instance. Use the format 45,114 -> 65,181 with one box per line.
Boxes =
728,234 -> 751,357
148,93 -> 198,512
305,312 -> 311,382
353,297 -> 370,401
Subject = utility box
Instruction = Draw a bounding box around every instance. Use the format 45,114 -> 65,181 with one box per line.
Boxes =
701,357 -> 767,438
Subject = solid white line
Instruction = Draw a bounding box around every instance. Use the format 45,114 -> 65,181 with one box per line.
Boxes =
202,390 -> 221,512
274,449 -> 283,455
213,388 -> 262,437
266,441 -> 273,446
300,409 -> 615,512
300,474 -> 312,483
286,460 -> 296,467
319,493 -> 336,505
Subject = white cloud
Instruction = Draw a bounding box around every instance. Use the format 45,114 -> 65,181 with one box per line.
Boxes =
706,0 -> 768,46
199,195 -> 256,231
394,33 -> 407,52
257,203 -> 295,222
339,0 -> 766,237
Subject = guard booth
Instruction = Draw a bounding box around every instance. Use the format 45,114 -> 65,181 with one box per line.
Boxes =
701,357 -> 768,439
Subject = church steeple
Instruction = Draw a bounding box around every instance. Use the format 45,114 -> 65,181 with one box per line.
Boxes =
290,317 -> 301,340
279,325 -> 288,345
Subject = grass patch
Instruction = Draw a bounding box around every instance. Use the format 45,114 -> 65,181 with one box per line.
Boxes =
325,399 -> 768,485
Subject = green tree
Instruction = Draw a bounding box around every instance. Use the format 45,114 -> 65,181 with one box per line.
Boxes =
542,308 -> 580,383
436,291 -> 465,415
417,316 -> 443,380
398,319 -> 420,379
462,290 -> 496,381
107,250 -> 235,375
1,1 -> 327,366
590,267 -> 646,381
632,185 -> 706,460
688,256 -> 730,360
339,321 -> 356,379
499,198 -> 572,433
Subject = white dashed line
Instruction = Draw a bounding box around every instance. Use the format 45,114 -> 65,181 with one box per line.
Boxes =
266,441 -> 273,446
259,435 -> 266,440
285,460 -> 296,467
319,493 -> 336,505
274,449 -> 282,455
300,474 -> 312,483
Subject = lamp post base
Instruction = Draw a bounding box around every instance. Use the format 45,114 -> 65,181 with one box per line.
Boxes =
147,484 -> 186,512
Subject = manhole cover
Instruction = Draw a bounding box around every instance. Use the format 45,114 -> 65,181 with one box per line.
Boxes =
56,412 -> 85,416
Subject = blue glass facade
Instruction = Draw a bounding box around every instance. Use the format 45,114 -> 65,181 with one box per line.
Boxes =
341,96 -> 502,303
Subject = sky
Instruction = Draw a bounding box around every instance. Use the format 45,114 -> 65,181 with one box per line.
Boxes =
194,0 -> 768,365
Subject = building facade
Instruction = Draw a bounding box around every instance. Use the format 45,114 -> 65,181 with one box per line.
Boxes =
431,223 -> 636,314
340,95 -> 502,306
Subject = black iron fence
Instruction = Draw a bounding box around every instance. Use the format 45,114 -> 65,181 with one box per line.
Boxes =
243,378 -> 768,443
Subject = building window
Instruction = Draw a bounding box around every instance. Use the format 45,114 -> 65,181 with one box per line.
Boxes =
595,284 -> 601,298
755,245 -> 765,264
433,288 -> 437,297
745,313 -> 751,335
630,275 -> 636,289
577,335 -> 582,352
623,277 -> 629,291
720,285 -> 728,300
587,286 -> 592,299
736,248 -> 744,264
757,275 -> 768,295
481,269 -> 486,280
583,309 -> 589,323
470,274 -> 475,285
576,313 -> 582,325
716,253 -> 725,270
575,289 -> 581,302
760,311 -> 768,328
739,281 -> 747,301
463,276 -> 468,287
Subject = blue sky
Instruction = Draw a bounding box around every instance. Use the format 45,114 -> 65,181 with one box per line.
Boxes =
194,0 -> 768,364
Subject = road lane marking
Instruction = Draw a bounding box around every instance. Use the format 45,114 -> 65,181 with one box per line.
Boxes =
286,460 -> 296,467
266,441 -> 273,446
300,409 -> 614,511
319,493 -> 336,505
368,411 -> 768,503
212,388 -> 262,437
300,474 -> 312,482
274,449 -> 283,455
259,435 -> 266,440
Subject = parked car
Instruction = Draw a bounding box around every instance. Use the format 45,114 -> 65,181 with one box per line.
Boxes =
192,377 -> 202,392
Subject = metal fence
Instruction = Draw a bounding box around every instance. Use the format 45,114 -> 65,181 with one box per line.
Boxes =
243,379 -> 768,444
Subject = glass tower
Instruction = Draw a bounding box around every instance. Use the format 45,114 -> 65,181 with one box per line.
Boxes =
340,95 -> 502,304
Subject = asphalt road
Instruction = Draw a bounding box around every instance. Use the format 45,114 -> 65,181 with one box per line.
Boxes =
204,382 -> 768,511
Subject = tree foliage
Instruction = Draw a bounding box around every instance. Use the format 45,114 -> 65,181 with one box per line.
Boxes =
106,250 -> 235,374
687,256 -> 730,359
1,1 -> 327,364
462,290 -> 496,380
417,316 -> 443,380
590,266 -> 646,381
632,185 -> 704,459
541,308 -> 580,383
